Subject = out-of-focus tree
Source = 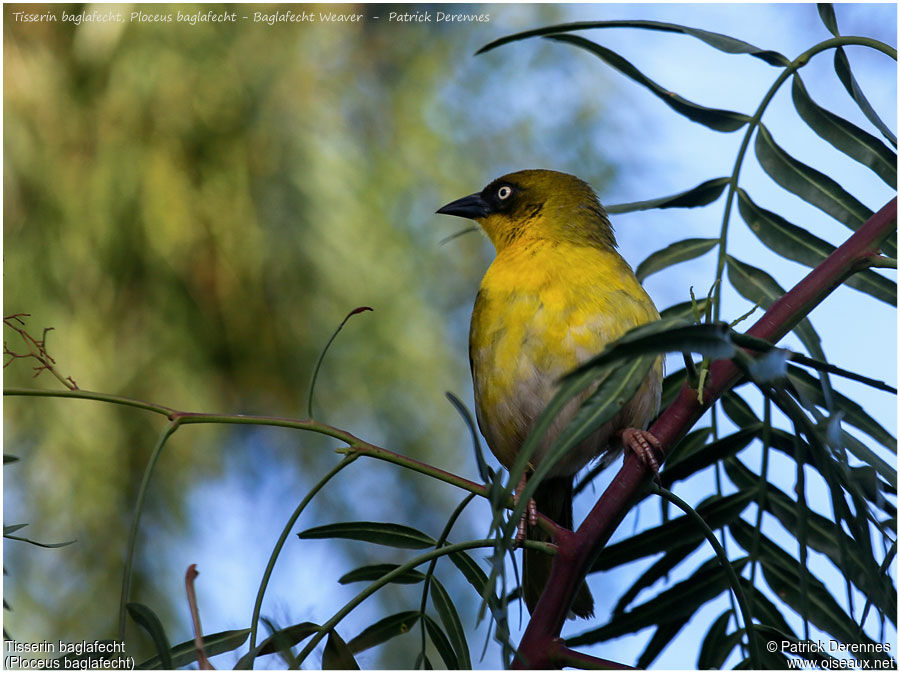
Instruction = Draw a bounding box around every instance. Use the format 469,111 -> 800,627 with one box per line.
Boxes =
3,3 -> 623,666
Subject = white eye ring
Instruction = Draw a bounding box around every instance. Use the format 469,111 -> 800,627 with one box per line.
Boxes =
497,185 -> 512,200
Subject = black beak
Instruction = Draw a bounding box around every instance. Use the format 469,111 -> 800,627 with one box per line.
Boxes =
436,193 -> 490,220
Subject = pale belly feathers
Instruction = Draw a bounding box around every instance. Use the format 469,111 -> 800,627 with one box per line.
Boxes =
469,243 -> 661,478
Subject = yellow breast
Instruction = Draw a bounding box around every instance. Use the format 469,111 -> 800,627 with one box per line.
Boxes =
469,238 -> 660,472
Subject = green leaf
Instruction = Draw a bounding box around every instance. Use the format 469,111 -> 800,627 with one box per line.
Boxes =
726,255 -> 823,359
348,611 -> 420,654
3,454 -> 19,464
835,47 -> 897,148
722,454 -> 767,493
322,629 -> 359,670
660,367 -> 688,409
638,617 -> 689,668
448,551 -> 489,596
506,319 -> 732,547
841,430 -> 896,490
140,628 -> 250,670
3,523 -> 76,549
477,20 -> 789,66
767,428 -> 815,466
662,426 -> 713,472
661,425 -> 760,487
298,522 -> 435,549
338,564 -> 425,585
725,458 -> 889,616
843,483 -> 882,588
817,4 -> 839,36
755,124 -> 873,231
4,533 -> 75,548
554,354 -> 655,455
446,391 -> 494,482
607,177 -> 730,214
846,465 -> 893,506
612,541 -> 702,613
572,557 -> 749,644
720,390 -> 760,427
234,622 -> 317,668
567,320 -> 735,380
544,34 -> 750,132
127,603 -> 173,669
787,364 -> 896,452
791,75 -> 896,187
257,619 -> 302,668
761,477 -> 896,622
430,579 -> 471,669
697,611 -> 735,669
740,580 -> 795,636
594,490 -> 755,570
258,623 -> 317,655
423,615 -> 459,669
737,189 -> 896,304
730,521 -> 883,658
635,237 -> 719,283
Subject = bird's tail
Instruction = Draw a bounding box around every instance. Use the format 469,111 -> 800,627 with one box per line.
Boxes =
523,475 -> 594,619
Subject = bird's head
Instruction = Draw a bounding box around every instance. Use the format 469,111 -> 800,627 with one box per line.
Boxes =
436,169 -> 616,251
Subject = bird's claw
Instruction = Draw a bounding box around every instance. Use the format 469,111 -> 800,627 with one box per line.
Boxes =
513,474 -> 538,546
620,427 -> 663,478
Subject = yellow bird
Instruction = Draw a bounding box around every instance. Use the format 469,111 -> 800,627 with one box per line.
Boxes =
438,169 -> 662,618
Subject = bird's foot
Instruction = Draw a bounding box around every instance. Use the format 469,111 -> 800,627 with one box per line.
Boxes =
513,474 -> 538,546
620,428 -> 663,477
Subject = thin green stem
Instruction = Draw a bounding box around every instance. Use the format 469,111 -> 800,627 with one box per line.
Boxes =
246,453 -> 360,662
712,35 -> 896,322
763,386 -> 820,640
5,387 -> 492,498
794,426 -> 811,641
418,493 -> 477,668
118,419 -> 182,640
4,387 -> 177,417
866,255 -> 897,269
334,442 -> 489,499
748,398 -> 772,597
12,386 -> 497,647
650,483 -> 762,669
828,36 -> 896,60
709,404 -> 743,657
306,307 -> 372,419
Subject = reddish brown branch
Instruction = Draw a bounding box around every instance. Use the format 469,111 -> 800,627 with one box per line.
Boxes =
185,564 -> 214,670
513,198 -> 897,668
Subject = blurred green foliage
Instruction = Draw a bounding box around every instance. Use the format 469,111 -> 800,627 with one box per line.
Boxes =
3,3 -> 621,666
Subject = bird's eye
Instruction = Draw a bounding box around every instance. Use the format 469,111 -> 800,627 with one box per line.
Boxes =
497,185 -> 512,200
